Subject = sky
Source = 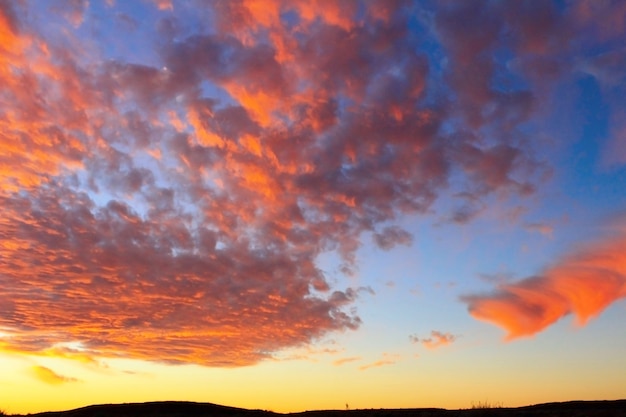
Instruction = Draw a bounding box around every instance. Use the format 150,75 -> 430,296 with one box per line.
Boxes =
1,0 -> 626,413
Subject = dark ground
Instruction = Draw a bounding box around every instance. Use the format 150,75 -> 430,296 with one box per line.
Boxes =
17,400 -> 626,417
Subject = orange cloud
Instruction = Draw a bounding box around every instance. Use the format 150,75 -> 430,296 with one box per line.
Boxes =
463,221 -> 626,339
291,0 -> 358,31
32,366 -> 79,385
333,356 -> 361,366
1,0 -> 619,368
410,331 -> 458,350
358,353 -> 399,371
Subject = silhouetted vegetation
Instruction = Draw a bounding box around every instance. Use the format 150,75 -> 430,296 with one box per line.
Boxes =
8,400 -> 626,417
469,401 -> 503,410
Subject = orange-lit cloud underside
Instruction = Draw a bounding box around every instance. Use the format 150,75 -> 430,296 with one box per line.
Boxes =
1,1 -> 625,367
0,0 -> 432,366
464,224 -> 626,339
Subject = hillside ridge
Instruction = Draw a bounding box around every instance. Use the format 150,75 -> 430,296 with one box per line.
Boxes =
14,399 -> 626,417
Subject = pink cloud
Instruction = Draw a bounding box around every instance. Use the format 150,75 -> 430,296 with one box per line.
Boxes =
153,0 -> 173,12
53,0 -> 89,27
570,0 -> 626,42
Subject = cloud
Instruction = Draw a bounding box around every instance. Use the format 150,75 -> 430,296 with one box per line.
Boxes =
52,0 -> 89,27
569,0 -> 626,42
359,360 -> 395,371
463,219 -> 626,339
153,0 -> 173,12
373,226 -> 413,251
32,366 -> 79,385
333,356 -> 361,366
358,353 -> 399,371
410,331 -> 458,350
0,1 -> 622,367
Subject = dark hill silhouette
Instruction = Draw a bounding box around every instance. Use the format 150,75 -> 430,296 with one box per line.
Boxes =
28,401 -> 273,417
16,400 -> 626,417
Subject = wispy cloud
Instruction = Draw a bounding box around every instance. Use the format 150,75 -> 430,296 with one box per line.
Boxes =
32,366 -> 79,385
333,356 -> 361,366
358,353 -> 399,371
410,331 -> 458,350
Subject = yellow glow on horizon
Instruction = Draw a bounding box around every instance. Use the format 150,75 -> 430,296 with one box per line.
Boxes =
2,343 -> 626,415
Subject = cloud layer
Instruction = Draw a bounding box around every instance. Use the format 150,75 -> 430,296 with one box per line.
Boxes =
0,1 -> 624,365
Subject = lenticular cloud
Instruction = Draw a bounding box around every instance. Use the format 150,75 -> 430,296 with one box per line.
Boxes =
463,222 -> 626,339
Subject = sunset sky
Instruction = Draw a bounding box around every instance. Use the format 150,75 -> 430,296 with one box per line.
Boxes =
1,0 -> 626,414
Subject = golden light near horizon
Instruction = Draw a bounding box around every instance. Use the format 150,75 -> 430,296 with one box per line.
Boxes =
1,0 -> 626,414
